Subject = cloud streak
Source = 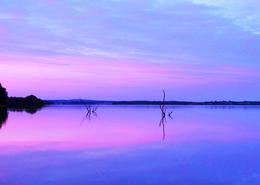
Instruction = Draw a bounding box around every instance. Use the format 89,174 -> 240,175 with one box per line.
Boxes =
0,0 -> 260,100
191,0 -> 260,34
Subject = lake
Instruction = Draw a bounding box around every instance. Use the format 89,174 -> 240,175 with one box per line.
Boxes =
0,105 -> 260,185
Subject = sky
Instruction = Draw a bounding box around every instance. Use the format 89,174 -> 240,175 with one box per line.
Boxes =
0,0 -> 260,101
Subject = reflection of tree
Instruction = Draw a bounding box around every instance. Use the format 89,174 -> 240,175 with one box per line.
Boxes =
80,104 -> 98,124
0,107 -> 8,129
159,115 -> 166,140
159,90 -> 173,140
0,107 -> 42,130
25,107 -> 41,114
8,107 -> 41,115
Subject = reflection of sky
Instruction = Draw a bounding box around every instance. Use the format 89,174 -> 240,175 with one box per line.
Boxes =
0,106 -> 260,184
0,0 -> 260,100
0,106 -> 260,152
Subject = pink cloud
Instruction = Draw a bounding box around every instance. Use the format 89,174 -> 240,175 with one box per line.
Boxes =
0,53 -> 259,99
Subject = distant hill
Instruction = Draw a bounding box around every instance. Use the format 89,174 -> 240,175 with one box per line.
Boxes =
113,100 -> 260,105
45,99 -> 112,105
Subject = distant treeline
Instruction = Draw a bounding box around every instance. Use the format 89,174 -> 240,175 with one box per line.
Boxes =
45,100 -> 260,106
44,99 -> 110,105
112,101 -> 260,105
8,95 -> 45,108
2,82 -> 260,107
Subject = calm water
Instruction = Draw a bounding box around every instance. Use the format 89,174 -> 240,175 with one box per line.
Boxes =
0,105 -> 260,185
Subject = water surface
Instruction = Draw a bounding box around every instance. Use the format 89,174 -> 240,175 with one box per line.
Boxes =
0,105 -> 260,185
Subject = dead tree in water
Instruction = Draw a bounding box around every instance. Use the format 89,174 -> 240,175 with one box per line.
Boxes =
159,90 -> 173,121
159,90 -> 173,140
160,90 -> 167,119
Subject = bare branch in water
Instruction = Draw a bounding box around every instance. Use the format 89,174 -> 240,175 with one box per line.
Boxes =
79,99 -> 98,124
168,111 -> 173,119
159,90 -> 173,140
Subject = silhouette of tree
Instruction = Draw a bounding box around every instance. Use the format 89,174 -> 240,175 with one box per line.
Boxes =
8,95 -> 45,108
0,83 -> 8,105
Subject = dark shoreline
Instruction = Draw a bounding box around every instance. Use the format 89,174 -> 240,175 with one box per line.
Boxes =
45,100 -> 260,106
0,96 -> 45,113
4,97 -> 260,108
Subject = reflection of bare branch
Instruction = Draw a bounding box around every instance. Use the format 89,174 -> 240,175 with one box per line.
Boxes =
168,111 -> 173,119
159,116 -> 166,140
80,100 -> 98,124
81,108 -> 98,125
161,119 -> 166,140
92,106 -> 98,112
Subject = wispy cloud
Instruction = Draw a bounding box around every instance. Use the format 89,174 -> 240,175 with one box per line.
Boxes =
1,54 -> 259,100
191,0 -> 260,34
0,0 -> 260,99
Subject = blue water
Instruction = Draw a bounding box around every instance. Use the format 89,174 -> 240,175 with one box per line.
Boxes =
0,106 -> 260,185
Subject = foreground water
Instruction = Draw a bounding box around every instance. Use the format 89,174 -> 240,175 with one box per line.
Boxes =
0,105 -> 260,185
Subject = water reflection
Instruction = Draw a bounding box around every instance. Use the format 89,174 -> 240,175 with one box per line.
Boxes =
1,106 -> 260,148
159,116 -> 166,140
159,111 -> 173,141
8,107 -> 42,114
0,107 -> 8,128
0,106 -> 42,130
81,105 -> 98,124
1,106 -> 260,185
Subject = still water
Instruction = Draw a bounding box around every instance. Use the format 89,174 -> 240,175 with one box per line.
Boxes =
0,105 -> 260,185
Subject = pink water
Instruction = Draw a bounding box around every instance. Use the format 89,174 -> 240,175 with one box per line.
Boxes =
0,105 -> 260,185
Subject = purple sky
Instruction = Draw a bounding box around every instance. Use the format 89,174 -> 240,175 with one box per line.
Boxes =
0,0 -> 260,101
